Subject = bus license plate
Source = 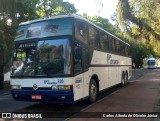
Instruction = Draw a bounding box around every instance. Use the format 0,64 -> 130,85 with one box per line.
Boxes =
32,95 -> 42,99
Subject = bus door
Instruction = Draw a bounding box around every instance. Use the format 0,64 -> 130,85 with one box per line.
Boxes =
74,42 -> 84,101
82,48 -> 90,98
74,42 -> 90,100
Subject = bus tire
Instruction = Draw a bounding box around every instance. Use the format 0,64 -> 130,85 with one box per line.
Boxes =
121,73 -> 125,87
89,79 -> 98,103
125,72 -> 128,85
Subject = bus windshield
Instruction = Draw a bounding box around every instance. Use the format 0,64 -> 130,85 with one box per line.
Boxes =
148,60 -> 155,66
15,18 -> 73,41
12,39 -> 71,77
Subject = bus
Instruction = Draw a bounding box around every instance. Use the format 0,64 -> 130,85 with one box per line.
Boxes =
147,58 -> 157,69
11,15 -> 132,104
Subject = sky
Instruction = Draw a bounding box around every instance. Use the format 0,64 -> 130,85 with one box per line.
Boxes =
64,0 -> 118,22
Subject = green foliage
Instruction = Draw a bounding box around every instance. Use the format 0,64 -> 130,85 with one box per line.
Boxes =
0,21 -> 15,67
36,0 -> 63,17
84,15 -> 123,38
0,0 -> 40,68
36,0 -> 77,17
61,2 -> 77,14
17,0 -> 40,22
116,0 -> 160,68
130,42 -> 155,68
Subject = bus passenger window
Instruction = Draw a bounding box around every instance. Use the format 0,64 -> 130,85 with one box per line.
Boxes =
75,21 -> 88,44
100,32 -> 109,51
89,27 -> 99,48
108,36 -> 114,51
74,43 -> 82,74
115,39 -> 119,53
119,42 -> 124,55
83,48 -> 89,70
124,46 -> 129,56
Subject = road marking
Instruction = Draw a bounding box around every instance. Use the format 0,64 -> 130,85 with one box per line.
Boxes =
0,91 -> 12,101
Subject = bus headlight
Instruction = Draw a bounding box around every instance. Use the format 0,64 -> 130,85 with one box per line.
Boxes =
11,85 -> 21,89
59,85 -> 71,90
58,85 -> 65,90
51,85 -> 58,90
51,85 -> 71,90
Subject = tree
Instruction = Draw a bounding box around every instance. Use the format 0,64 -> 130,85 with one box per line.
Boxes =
84,15 -> 122,36
0,0 -> 17,88
17,0 -> 40,22
116,0 -> 160,68
61,2 -> 77,14
36,0 -> 77,17
130,42 -> 155,68
0,0 -> 39,88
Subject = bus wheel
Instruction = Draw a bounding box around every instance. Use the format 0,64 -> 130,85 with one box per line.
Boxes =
89,79 -> 97,103
125,72 -> 128,85
121,73 -> 125,87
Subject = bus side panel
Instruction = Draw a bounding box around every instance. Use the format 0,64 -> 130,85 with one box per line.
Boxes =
90,51 -> 109,91
82,69 -> 94,99
72,50 -> 132,102
73,69 -> 94,101
73,74 -> 84,101
90,51 -> 132,91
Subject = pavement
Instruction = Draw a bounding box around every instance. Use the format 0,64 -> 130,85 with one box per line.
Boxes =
67,69 -> 160,121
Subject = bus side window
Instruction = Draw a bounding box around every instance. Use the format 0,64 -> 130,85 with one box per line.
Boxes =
75,21 -> 88,44
119,42 -> 124,55
108,36 -> 114,51
115,39 -> 119,53
124,46 -> 129,56
74,42 -> 83,74
122,43 -> 126,55
83,48 -> 89,70
100,32 -> 109,51
89,26 -> 99,48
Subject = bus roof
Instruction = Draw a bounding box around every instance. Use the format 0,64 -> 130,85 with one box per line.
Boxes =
19,15 -> 73,26
148,58 -> 156,61
19,14 -> 130,46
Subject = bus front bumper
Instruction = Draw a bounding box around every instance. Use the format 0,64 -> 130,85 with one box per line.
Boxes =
11,89 -> 74,104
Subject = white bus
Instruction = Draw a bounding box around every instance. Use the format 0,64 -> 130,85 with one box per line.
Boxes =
11,15 -> 132,104
147,58 -> 157,69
